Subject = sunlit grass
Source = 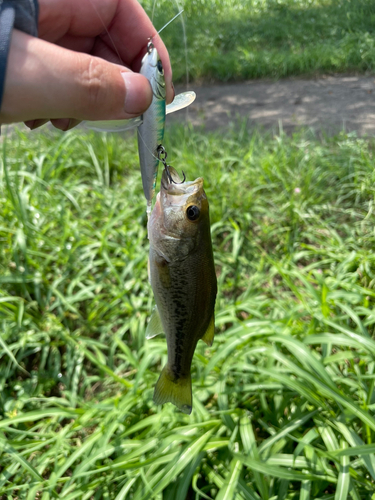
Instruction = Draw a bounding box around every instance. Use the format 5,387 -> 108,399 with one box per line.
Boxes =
141,0 -> 375,82
0,125 -> 375,498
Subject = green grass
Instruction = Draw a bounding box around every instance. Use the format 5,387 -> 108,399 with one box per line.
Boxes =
1,124 -> 375,498
140,0 -> 375,82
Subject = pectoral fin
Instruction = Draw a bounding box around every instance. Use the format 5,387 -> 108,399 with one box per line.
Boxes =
155,254 -> 171,288
146,306 -> 164,339
200,314 -> 215,347
153,366 -> 192,414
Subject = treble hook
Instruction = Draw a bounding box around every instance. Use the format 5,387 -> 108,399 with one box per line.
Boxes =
156,145 -> 186,184
179,170 -> 186,183
157,144 -> 168,164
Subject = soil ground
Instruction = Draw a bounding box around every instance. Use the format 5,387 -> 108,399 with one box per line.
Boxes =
3,75 -> 375,138
171,75 -> 375,136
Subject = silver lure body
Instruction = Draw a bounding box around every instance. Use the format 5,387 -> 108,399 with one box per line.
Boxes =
138,43 -> 166,211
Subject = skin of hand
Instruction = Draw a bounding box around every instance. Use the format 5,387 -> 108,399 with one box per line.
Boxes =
0,0 -> 174,130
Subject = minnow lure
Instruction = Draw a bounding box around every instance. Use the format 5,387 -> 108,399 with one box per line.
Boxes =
84,41 -> 195,213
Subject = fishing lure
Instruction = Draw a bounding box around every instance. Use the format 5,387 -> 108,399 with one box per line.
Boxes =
84,41 -> 195,212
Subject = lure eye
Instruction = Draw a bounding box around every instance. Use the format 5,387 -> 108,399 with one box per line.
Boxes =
186,205 -> 200,221
157,60 -> 163,74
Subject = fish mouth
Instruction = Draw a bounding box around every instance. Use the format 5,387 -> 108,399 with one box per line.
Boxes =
161,167 -> 203,196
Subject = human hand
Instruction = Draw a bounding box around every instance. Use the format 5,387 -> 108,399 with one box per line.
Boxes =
0,0 -> 174,130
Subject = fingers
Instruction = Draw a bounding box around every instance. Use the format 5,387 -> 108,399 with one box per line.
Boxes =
50,118 -> 81,131
100,0 -> 174,104
24,118 -> 80,131
92,34 -> 174,105
37,0 -> 119,41
38,0 -> 174,104
0,30 -> 152,125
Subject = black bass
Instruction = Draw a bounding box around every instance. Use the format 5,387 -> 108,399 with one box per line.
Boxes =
147,167 -> 217,414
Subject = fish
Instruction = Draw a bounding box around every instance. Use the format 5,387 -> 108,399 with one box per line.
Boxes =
146,166 -> 217,414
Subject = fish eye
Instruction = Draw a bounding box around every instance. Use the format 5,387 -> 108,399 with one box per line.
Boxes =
157,60 -> 163,74
186,205 -> 200,221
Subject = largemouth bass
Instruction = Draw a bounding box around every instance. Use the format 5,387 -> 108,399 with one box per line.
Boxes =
147,167 -> 217,414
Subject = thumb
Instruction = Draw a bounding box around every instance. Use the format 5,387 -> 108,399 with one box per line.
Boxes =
0,30 -> 152,124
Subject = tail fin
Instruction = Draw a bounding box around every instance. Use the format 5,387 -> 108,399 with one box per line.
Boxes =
153,366 -> 192,414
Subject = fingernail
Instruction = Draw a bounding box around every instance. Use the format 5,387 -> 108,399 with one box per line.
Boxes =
50,118 -> 70,131
31,119 -> 49,130
24,120 -> 35,129
66,119 -> 81,130
121,72 -> 152,115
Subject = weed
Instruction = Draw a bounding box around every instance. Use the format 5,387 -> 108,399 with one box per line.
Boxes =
0,125 -> 374,498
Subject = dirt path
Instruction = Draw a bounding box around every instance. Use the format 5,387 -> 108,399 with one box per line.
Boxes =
171,75 -> 375,136
3,75 -> 375,138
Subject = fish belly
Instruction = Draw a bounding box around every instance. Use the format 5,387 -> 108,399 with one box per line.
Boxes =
149,247 -> 216,381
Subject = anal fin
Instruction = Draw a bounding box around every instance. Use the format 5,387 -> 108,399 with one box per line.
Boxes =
146,306 -> 164,339
200,314 -> 215,347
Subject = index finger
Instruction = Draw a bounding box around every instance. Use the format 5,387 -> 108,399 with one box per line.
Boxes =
100,0 -> 174,103
38,0 -> 174,104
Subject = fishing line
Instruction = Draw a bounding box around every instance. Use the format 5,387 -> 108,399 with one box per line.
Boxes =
170,0 -> 189,91
151,0 -> 157,25
88,0 -> 124,65
137,128 -> 163,165
151,0 -> 183,35
89,0 -> 183,60
87,1 -> 188,177
87,1 -> 175,167
137,133 -> 184,186
151,0 -> 188,90
157,10 -> 184,35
